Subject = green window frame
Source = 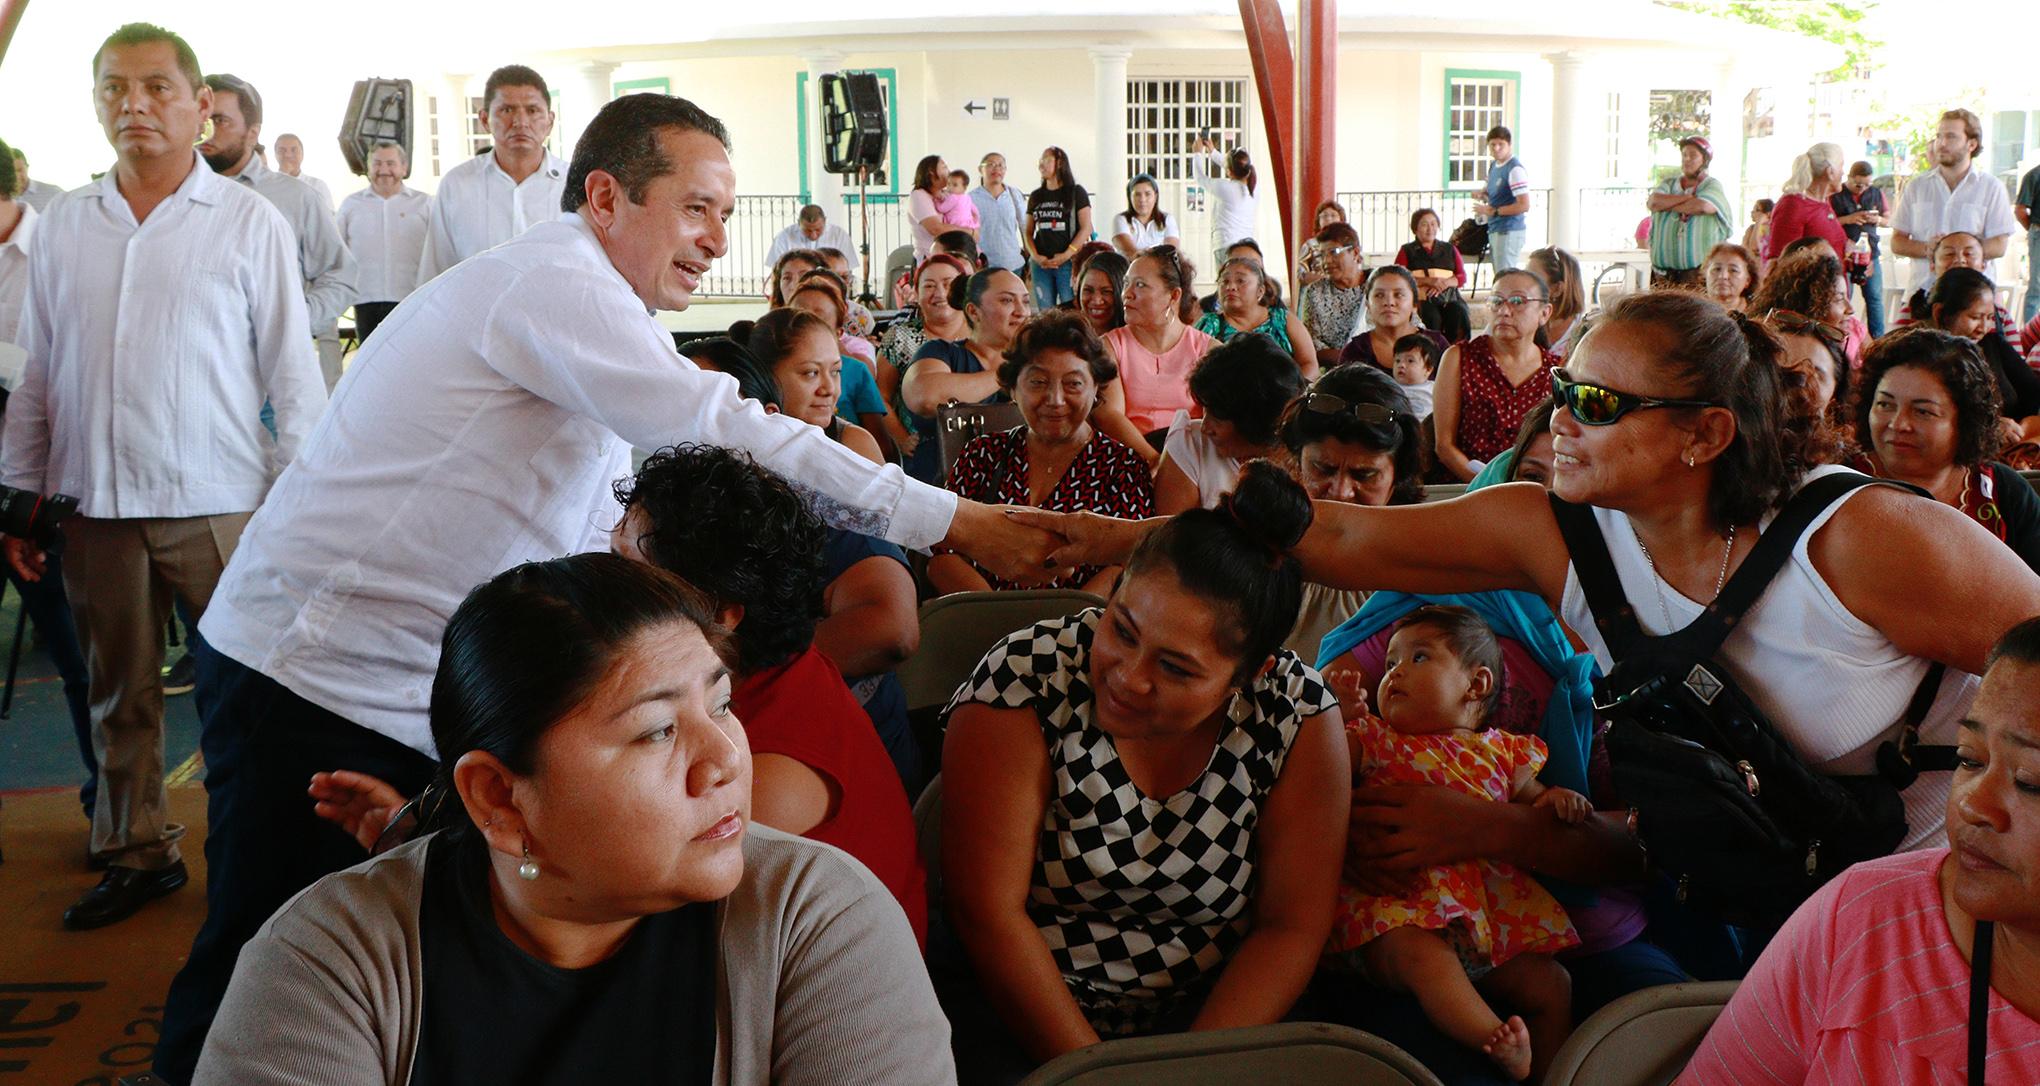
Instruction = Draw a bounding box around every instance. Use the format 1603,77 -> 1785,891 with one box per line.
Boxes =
1443,68 -> 1520,190
612,77 -> 671,97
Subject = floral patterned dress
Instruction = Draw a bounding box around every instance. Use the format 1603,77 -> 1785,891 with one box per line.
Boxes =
1327,713 -> 1579,974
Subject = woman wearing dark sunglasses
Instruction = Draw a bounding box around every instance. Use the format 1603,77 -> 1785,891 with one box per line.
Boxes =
1433,267 -> 1561,481
1020,289 -> 2040,906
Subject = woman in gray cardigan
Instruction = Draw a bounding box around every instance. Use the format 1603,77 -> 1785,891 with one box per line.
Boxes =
194,553 -> 954,1086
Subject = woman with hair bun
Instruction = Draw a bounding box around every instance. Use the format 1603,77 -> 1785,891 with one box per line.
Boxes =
1023,290 -> 2040,1030
938,460 -> 1349,1082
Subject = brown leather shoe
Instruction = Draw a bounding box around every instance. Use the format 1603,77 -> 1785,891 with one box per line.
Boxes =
63,862 -> 188,930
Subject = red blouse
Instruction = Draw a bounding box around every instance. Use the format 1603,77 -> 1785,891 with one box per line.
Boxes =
1452,335 -> 1559,464
735,645 -> 928,946
943,426 -> 1156,589
1762,193 -> 1849,264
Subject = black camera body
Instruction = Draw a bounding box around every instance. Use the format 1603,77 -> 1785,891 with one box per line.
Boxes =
0,485 -> 79,547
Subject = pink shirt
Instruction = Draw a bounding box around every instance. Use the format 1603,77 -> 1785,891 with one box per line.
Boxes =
1105,324 -> 1217,432
1683,849 -> 2040,1085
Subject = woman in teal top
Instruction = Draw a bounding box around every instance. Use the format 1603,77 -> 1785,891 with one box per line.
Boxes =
1195,255 -> 1319,379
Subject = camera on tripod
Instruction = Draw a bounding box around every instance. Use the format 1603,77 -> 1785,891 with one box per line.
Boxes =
0,485 -> 80,548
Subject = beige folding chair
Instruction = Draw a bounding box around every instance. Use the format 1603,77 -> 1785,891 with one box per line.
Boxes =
897,588 -> 1105,713
1541,980 -> 1738,1086
935,400 -> 1024,481
1016,1022 -> 1445,1086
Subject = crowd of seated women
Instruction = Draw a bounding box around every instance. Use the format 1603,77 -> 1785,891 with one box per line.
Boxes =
186,216 -> 2040,1086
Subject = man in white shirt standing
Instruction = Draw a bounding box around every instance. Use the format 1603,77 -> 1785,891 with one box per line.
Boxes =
761,202 -> 854,295
271,133 -> 333,210
201,74 -> 358,392
154,90 -> 1056,1084
0,23 -> 325,935
415,64 -> 566,283
0,140 -> 99,842
1889,108 -> 2020,292
8,145 -> 65,212
336,141 -> 430,345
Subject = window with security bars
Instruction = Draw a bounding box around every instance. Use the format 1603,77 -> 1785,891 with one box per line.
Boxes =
426,95 -> 442,175
1125,78 -> 1249,183
1446,76 -> 1515,188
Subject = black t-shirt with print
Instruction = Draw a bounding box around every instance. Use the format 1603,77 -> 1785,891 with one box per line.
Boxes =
1028,184 -> 1091,257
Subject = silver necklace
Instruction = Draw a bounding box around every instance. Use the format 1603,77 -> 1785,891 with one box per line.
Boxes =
1632,523 -> 1737,631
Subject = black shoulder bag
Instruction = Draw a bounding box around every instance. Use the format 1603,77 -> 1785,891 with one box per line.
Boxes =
1552,473 -> 1951,928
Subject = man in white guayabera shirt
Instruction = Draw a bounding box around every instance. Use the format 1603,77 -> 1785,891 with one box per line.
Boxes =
153,90 -> 1061,1083
414,64 -> 567,283
0,22 -> 324,935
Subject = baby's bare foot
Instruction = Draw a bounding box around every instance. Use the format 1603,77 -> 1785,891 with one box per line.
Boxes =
1480,1014 -> 1532,1081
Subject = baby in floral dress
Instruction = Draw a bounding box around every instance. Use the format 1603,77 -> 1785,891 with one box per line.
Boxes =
1327,605 -> 1587,1082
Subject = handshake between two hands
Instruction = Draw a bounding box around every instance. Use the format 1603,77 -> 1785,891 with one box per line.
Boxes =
951,505 -> 1148,587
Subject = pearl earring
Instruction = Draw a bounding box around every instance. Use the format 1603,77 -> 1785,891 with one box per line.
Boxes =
518,843 -> 540,881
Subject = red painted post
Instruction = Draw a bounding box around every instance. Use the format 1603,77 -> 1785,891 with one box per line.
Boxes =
0,0 -> 30,67
1236,0 -> 1294,253
1297,0 -> 1336,270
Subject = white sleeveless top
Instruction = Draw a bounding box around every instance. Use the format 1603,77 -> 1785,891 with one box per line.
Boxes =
1559,465 -> 1978,851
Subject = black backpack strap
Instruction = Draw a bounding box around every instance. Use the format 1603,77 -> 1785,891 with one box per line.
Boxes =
1548,494 -> 1646,658
1670,473 -> 1897,657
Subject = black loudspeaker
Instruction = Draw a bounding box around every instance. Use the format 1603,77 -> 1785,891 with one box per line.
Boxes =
339,78 -> 412,177
820,72 -> 887,175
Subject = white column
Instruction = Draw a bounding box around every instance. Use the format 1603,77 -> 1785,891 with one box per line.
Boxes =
1708,61 -> 1745,230
1547,51 -> 1590,252
1090,47 -> 1133,234
803,51 -> 847,217
563,60 -> 621,158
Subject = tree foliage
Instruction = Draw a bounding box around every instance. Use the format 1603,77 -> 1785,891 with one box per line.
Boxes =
1660,2 -> 1881,80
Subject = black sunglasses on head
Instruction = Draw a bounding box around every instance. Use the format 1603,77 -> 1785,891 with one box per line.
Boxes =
1550,369 -> 1722,426
1302,392 -> 1400,426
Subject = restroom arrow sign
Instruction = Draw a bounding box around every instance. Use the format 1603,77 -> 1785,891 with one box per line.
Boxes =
964,100 -> 985,115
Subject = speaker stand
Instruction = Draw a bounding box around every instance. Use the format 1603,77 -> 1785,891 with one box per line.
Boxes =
853,167 -> 878,309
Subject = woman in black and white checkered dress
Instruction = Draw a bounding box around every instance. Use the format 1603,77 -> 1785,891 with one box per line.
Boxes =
937,462 -> 1351,1082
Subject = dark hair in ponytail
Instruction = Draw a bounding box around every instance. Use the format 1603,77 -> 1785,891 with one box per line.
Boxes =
1124,460 -> 1313,681
1591,291 -> 1809,526
423,553 -> 733,838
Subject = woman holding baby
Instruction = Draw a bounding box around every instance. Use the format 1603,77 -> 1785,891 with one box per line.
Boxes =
1013,288 -> 2040,1082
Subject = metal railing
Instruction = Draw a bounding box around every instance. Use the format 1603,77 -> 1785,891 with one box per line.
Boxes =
702,185 -> 1658,299
1332,188 -> 1553,259
702,194 -> 915,300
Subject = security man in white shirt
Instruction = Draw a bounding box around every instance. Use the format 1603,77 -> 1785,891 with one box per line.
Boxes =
337,141 -> 431,344
0,23 -> 326,937
201,73 -> 358,392
271,132 -> 333,210
156,90 -> 1056,1084
415,64 -> 567,284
